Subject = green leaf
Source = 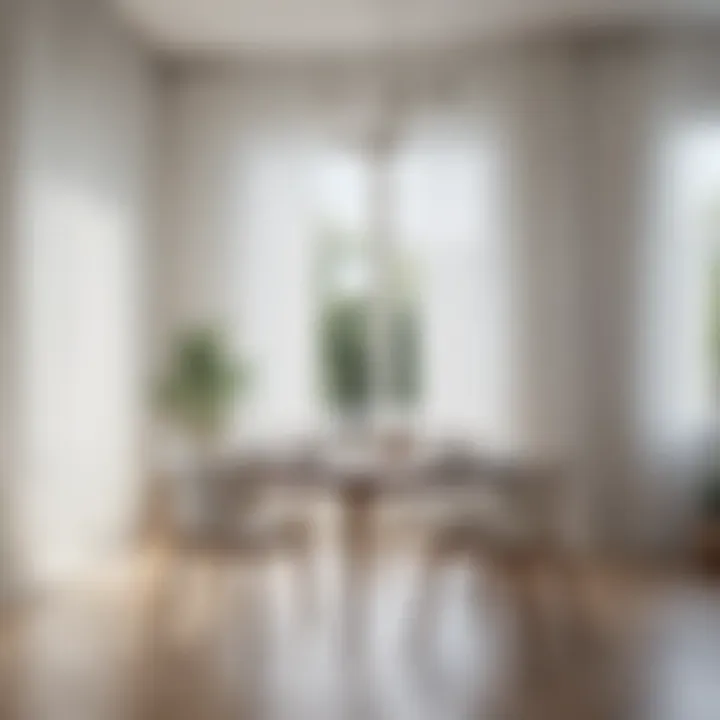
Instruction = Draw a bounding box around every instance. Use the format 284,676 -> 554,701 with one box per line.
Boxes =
154,325 -> 247,439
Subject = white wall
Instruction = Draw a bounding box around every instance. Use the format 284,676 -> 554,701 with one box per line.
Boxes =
156,37 -> 720,553
156,50 -> 583,454
2,0 -> 158,587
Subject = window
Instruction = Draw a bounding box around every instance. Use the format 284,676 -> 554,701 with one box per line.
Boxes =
649,126 -> 720,453
313,150 -> 421,425
236,122 -> 511,447
311,125 -> 510,445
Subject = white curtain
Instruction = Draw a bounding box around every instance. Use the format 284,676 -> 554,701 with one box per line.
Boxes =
393,115 -> 514,449
22,184 -> 141,582
572,38 -> 720,549
232,132 -> 321,445
16,0 -> 151,583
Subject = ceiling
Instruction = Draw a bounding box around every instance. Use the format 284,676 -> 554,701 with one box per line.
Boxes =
113,0 -> 720,57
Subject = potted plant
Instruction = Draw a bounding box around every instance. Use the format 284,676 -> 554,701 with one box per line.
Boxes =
155,326 -> 247,540
321,295 -> 371,433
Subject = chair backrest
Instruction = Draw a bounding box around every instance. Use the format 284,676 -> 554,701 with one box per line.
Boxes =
210,457 -> 266,528
422,446 -> 483,486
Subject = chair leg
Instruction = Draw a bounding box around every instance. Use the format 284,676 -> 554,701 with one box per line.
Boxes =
405,549 -> 444,665
295,536 -> 316,625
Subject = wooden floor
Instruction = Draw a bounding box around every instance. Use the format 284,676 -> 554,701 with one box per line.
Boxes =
0,494 -> 719,720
